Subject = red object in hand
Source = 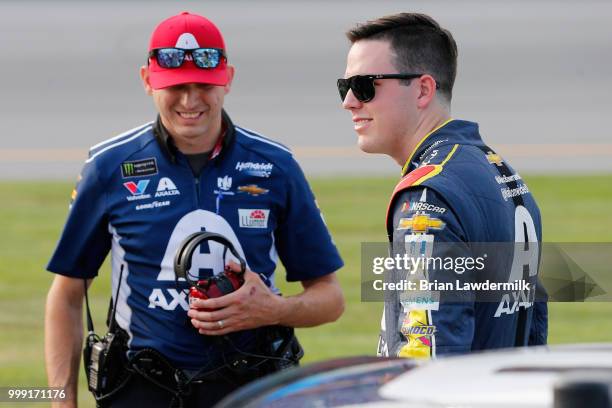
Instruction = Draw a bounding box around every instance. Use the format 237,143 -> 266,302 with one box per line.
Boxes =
188,267 -> 244,309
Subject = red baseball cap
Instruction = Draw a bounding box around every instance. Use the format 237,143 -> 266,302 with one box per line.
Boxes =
147,12 -> 229,89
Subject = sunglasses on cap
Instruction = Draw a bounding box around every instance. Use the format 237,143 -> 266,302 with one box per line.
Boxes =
148,47 -> 226,69
337,74 -> 439,103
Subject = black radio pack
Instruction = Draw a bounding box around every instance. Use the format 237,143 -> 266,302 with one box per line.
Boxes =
83,265 -> 130,401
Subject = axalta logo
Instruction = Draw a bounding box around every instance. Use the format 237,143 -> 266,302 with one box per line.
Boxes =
402,201 -> 447,214
148,288 -> 189,311
155,177 -> 180,198
235,162 -> 273,178
217,175 -> 232,191
238,209 -> 270,228
494,290 -> 534,317
175,33 -> 199,49
123,180 -> 151,201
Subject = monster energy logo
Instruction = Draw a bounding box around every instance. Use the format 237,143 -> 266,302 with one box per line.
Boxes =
123,162 -> 135,176
121,158 -> 158,178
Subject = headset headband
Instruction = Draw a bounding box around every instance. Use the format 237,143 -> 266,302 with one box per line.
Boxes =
173,232 -> 246,285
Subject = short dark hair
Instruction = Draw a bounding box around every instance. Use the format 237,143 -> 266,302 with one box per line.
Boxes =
346,13 -> 458,103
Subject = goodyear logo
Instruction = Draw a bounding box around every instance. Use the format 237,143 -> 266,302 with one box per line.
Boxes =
121,158 -> 158,178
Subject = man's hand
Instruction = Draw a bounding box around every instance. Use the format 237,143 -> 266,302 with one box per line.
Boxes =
187,262 -> 283,335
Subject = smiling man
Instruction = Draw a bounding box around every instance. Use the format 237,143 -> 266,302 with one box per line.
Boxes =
45,12 -> 343,408
339,13 -> 547,359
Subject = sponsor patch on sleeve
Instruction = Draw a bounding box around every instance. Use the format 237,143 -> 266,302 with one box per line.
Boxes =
397,214 -> 445,233
398,310 -> 435,359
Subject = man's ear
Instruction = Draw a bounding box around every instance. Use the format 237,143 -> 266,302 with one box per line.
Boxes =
416,74 -> 437,109
140,65 -> 154,96
223,65 -> 236,95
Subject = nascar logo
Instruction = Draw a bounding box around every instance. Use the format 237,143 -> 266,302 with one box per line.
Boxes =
402,201 -> 446,214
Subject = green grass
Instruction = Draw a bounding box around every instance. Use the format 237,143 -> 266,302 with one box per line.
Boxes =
1,175 -> 612,407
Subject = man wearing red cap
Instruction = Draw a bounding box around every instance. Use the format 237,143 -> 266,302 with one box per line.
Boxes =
45,12 -> 344,407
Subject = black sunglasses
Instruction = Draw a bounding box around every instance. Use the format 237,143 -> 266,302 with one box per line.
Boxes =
337,74 -> 439,103
148,47 -> 226,69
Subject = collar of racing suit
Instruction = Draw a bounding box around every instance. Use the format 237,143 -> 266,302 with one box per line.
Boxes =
152,109 -> 236,164
400,119 -> 485,177
400,118 -> 455,177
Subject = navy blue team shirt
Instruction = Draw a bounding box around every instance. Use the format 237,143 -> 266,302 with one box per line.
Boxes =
48,111 -> 343,369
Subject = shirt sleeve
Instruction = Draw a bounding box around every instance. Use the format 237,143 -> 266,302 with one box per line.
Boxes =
384,186 -> 475,359
47,158 -> 111,278
274,158 -> 343,282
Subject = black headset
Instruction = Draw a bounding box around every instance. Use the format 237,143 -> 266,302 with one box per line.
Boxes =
173,231 -> 246,287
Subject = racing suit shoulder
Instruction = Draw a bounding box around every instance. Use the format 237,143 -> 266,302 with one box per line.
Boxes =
387,143 -> 475,240
396,140 -> 540,243
233,125 -> 297,175
85,122 -> 157,183
233,125 -> 343,281
46,122 -> 157,278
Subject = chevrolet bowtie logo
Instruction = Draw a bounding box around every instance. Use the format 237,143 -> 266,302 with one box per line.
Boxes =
486,151 -> 504,166
397,214 -> 445,233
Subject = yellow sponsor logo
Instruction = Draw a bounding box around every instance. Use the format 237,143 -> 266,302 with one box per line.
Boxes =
486,151 -> 504,166
397,214 -> 445,233
237,184 -> 269,196
398,310 -> 435,359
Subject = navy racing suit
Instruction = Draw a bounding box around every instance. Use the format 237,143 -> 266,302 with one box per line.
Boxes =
377,119 -> 547,359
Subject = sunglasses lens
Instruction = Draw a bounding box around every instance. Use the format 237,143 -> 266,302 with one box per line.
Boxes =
156,48 -> 185,68
337,79 -> 350,102
351,76 -> 374,102
192,48 -> 222,68
337,76 -> 375,102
